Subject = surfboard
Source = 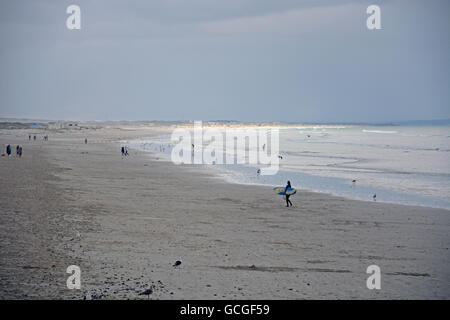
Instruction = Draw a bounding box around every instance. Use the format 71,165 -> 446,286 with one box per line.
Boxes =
273,186 -> 297,196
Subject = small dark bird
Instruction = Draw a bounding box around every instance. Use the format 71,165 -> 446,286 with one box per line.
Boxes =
139,288 -> 153,299
173,260 -> 182,267
373,194 -> 377,201
352,179 -> 356,183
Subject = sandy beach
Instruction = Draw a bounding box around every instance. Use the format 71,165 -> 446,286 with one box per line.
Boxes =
0,123 -> 449,299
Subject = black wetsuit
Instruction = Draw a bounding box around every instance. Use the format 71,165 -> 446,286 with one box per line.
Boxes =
285,184 -> 293,207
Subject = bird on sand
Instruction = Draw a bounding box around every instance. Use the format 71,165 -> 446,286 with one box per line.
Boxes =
173,259 -> 182,267
139,287 -> 153,299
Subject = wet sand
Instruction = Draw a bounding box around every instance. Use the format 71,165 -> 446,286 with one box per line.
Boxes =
0,124 -> 449,299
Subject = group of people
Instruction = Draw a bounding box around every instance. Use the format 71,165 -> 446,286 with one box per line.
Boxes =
121,146 -> 129,156
4,144 -> 22,157
16,145 -> 23,157
28,134 -> 47,141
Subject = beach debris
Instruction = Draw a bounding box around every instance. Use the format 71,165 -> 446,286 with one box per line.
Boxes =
173,259 -> 182,267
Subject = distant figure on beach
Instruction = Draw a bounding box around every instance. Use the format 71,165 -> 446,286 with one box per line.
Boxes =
257,168 -> 261,177
33,135 -> 36,141
285,180 -> 293,207
6,144 -> 11,156
18,146 -> 22,157
121,146 -> 125,156
373,194 -> 377,201
262,144 -> 266,151
124,146 -> 129,156
85,138 -> 88,144
28,135 -> 31,140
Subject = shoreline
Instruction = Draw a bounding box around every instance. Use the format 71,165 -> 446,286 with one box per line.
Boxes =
1,126 -> 449,299
136,149 -> 450,212
126,135 -> 450,211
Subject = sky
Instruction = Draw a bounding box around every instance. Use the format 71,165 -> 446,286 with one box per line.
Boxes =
0,0 -> 449,123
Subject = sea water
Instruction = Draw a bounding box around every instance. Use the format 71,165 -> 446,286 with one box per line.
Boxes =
127,125 -> 450,209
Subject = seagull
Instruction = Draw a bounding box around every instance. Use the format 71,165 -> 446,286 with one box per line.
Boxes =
373,194 -> 377,201
173,259 -> 182,267
139,287 -> 153,299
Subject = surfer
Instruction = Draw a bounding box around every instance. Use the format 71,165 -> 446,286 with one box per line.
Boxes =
285,181 -> 293,207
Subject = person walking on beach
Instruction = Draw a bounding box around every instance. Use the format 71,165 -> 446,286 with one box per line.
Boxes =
285,180 -> 293,207
6,144 -> 11,156
121,146 -> 125,156
18,146 -> 22,157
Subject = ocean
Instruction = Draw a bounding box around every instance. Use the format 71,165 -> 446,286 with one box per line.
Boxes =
127,124 -> 450,209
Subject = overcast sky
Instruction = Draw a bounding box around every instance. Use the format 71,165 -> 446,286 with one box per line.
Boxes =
0,0 -> 449,122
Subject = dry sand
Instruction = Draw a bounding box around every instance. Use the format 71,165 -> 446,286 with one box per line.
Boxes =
0,124 -> 449,299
